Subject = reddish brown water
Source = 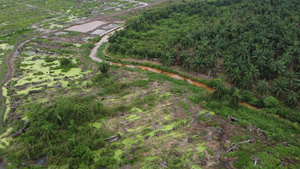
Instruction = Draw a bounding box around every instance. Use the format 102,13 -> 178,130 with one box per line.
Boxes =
239,102 -> 259,110
90,28 -> 259,110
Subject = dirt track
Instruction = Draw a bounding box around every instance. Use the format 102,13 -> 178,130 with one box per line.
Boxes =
0,0 -> 167,100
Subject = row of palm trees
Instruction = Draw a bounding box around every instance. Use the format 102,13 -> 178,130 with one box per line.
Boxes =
108,0 -> 300,107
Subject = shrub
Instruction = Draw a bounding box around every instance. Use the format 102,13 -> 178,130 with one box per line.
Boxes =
33,71 -> 44,75
98,62 -> 111,74
131,80 -> 149,87
80,43 -> 94,49
248,97 -> 264,108
207,78 -> 224,88
240,90 -> 253,102
71,146 -> 94,164
44,56 -> 56,62
234,151 -> 251,168
94,157 -> 117,167
277,107 -> 300,123
88,36 -> 101,43
7,89 -> 16,96
263,96 -> 278,108
262,108 -> 277,115
99,148 -> 115,157
61,68 -> 71,72
59,57 -> 73,68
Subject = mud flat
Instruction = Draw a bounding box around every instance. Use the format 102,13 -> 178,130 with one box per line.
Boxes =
65,21 -> 107,33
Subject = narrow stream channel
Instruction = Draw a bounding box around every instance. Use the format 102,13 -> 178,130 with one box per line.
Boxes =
89,29 -> 259,110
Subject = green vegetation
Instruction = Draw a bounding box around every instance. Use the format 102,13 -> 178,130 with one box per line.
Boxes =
58,57 -> 73,68
1,0 -> 300,168
98,62 -> 111,75
7,96 -> 114,168
108,0 -> 300,111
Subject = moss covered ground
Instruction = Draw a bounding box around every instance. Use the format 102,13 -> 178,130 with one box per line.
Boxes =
0,0 -> 299,168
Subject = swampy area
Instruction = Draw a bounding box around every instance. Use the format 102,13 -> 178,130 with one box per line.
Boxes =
0,0 -> 299,169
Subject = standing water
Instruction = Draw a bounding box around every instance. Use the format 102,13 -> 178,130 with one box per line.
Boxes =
65,21 -> 107,33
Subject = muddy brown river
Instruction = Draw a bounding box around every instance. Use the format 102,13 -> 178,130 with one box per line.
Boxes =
89,29 -> 259,110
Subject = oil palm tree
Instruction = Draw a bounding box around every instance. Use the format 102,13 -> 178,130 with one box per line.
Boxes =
205,56 -> 217,77
239,74 -> 254,90
272,78 -> 289,98
98,62 -> 111,74
211,82 -> 226,100
42,123 -> 56,141
237,42 -> 250,59
232,57 -> 247,72
255,80 -> 270,97
74,104 -> 85,121
192,56 -> 205,72
43,141 -> 59,156
285,70 -> 299,87
68,120 -> 77,134
223,57 -> 233,74
280,51 -> 293,65
229,68 -> 242,86
288,41 -> 300,57
286,91 -> 299,108
182,57 -> 191,70
245,64 -> 260,81
231,88 -> 241,107
295,79 -> 300,92
160,53 -> 175,66
270,60 -> 286,77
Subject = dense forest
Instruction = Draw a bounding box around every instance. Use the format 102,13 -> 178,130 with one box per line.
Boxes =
108,0 -> 300,110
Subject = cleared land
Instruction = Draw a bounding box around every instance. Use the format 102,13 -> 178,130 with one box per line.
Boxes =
0,0 -> 299,169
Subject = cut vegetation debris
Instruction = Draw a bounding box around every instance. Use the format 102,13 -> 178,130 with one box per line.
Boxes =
0,0 -> 299,169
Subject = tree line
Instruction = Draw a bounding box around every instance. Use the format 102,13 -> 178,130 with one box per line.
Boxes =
108,0 -> 300,108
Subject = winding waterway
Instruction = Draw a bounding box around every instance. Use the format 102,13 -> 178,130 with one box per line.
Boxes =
89,29 -> 259,110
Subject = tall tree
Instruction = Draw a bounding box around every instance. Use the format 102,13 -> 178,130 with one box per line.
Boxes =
192,56 -> 205,72
205,56 -> 217,77
245,64 -> 260,81
229,68 -> 242,86
160,53 -> 175,66
231,88 -> 241,107
271,60 -> 287,77
211,82 -> 227,100
239,74 -> 254,90
255,80 -> 270,97
272,78 -> 289,98
286,92 -> 299,108
285,70 -> 299,88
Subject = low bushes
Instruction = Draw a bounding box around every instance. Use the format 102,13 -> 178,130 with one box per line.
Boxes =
6,96 -> 115,167
263,96 -> 279,108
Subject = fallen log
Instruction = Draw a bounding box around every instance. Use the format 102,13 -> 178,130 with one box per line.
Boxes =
228,115 -> 240,122
28,90 -> 42,95
12,119 -> 29,138
104,134 -> 121,142
32,80 -> 46,85
253,157 -> 260,166
259,163 -> 264,168
159,163 -> 168,168
226,138 -> 254,154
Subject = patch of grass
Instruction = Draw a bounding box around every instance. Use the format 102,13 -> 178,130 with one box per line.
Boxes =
132,94 -> 157,109
131,79 -> 149,87
44,56 -> 57,62
33,71 -> 45,75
